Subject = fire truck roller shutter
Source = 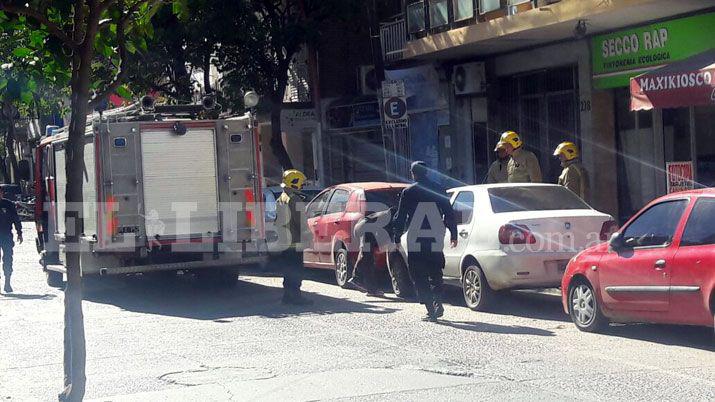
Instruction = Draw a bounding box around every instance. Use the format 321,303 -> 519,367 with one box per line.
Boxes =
140,129 -> 220,238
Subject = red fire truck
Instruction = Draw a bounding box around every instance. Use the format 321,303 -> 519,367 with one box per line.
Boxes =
34,101 -> 266,286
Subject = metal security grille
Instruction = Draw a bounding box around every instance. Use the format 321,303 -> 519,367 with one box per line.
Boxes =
497,66 -> 579,183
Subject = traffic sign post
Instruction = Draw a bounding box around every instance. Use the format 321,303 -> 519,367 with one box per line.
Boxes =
382,80 -> 408,129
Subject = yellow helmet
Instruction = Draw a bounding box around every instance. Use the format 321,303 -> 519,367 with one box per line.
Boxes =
282,169 -> 306,190
553,141 -> 579,161
500,131 -> 523,149
494,141 -> 508,152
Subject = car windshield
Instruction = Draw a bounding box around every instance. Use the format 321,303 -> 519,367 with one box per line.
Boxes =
365,189 -> 403,213
489,186 -> 591,213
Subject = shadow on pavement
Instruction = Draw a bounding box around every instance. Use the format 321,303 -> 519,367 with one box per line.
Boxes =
442,288 -> 571,323
436,320 -> 555,336
1,293 -> 56,300
82,273 -> 398,321
603,323 -> 714,352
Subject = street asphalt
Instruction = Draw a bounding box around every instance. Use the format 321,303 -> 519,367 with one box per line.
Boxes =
0,223 -> 713,401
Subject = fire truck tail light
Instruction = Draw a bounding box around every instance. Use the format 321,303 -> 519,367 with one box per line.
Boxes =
106,196 -> 119,237
244,189 -> 255,227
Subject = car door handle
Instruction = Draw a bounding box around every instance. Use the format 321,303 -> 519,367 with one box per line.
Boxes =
459,230 -> 469,238
654,259 -> 666,270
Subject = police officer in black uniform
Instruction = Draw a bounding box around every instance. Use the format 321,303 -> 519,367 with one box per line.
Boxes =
0,186 -> 22,294
393,162 -> 457,321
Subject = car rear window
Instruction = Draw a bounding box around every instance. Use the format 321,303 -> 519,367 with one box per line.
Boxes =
489,186 -> 591,213
365,189 -> 403,213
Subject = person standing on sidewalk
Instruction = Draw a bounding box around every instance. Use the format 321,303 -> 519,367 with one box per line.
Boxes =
554,141 -> 589,200
393,162 -> 457,322
276,169 -> 313,306
486,141 -> 510,184
501,131 -> 542,183
0,187 -> 22,294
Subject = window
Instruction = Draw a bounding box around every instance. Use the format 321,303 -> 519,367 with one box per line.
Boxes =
489,186 -> 590,213
429,0 -> 449,28
365,189 -> 402,214
681,198 -> 715,246
407,1 -> 426,33
306,190 -> 331,218
326,189 -> 350,214
452,191 -> 474,225
453,0 -> 475,21
479,0 -> 500,14
622,200 -> 688,248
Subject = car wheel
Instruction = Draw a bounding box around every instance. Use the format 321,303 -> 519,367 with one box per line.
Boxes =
334,248 -> 352,288
568,281 -> 608,333
462,265 -> 493,311
387,252 -> 414,299
45,270 -> 64,288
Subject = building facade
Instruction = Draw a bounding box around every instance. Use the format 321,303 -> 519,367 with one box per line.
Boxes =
380,0 -> 715,221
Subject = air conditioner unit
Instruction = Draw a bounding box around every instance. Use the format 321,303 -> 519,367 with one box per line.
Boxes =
358,65 -> 379,95
453,62 -> 486,96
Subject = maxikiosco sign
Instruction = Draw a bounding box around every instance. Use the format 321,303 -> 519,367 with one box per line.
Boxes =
592,12 -> 715,89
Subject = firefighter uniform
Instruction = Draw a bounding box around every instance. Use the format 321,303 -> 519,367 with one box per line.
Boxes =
554,142 -> 589,199
507,147 -> 542,183
393,162 -> 457,321
0,197 -> 22,293
486,141 -> 510,184
275,169 -> 312,305
500,131 -> 542,183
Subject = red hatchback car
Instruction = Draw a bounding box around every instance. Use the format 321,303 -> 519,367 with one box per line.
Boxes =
303,182 -> 407,287
562,189 -> 715,332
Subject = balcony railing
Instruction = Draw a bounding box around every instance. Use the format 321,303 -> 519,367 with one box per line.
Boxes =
380,16 -> 407,63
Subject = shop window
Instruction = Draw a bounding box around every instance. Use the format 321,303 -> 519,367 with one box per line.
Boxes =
429,0 -> 449,29
695,106 -> 715,188
407,1 -> 426,34
453,0 -> 475,21
662,108 -> 691,163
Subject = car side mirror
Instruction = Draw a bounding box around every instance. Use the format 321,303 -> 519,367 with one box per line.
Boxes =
609,232 -> 628,252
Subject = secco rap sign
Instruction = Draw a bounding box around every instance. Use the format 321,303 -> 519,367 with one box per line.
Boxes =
666,162 -> 694,194
592,12 -> 715,89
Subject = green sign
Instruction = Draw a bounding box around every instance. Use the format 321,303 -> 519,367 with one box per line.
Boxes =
592,11 -> 715,89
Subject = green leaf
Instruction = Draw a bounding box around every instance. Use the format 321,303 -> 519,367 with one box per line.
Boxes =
116,85 -> 132,100
20,90 -> 33,104
12,47 -> 33,58
0,78 -> 7,91
27,79 -> 37,91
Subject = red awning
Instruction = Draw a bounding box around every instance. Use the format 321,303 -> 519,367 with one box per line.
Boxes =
630,48 -> 715,111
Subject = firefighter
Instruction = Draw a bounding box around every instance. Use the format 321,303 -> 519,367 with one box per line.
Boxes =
486,141 -> 510,184
393,161 -> 457,322
275,169 -> 313,306
0,186 -> 22,294
501,131 -> 542,183
348,205 -> 397,296
554,141 -> 589,200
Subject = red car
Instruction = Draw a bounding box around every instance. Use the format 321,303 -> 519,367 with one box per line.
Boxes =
303,182 -> 407,287
562,189 -> 715,332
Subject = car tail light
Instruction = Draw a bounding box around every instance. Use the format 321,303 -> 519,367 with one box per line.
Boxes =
599,220 -> 619,241
499,224 -> 536,245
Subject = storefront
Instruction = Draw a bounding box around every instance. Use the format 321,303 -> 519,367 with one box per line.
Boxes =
324,97 -> 387,184
591,11 -> 715,222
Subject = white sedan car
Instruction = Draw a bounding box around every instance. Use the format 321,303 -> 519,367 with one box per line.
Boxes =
387,183 -> 616,311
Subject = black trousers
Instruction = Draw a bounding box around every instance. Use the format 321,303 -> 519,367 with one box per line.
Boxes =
352,233 -> 378,291
0,236 -> 13,277
279,248 -> 303,294
407,244 -> 445,310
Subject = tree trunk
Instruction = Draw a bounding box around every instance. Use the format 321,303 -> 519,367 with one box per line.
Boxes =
0,156 -> 8,183
5,119 -> 19,183
269,93 -> 293,170
203,53 -> 212,95
58,49 -> 92,402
